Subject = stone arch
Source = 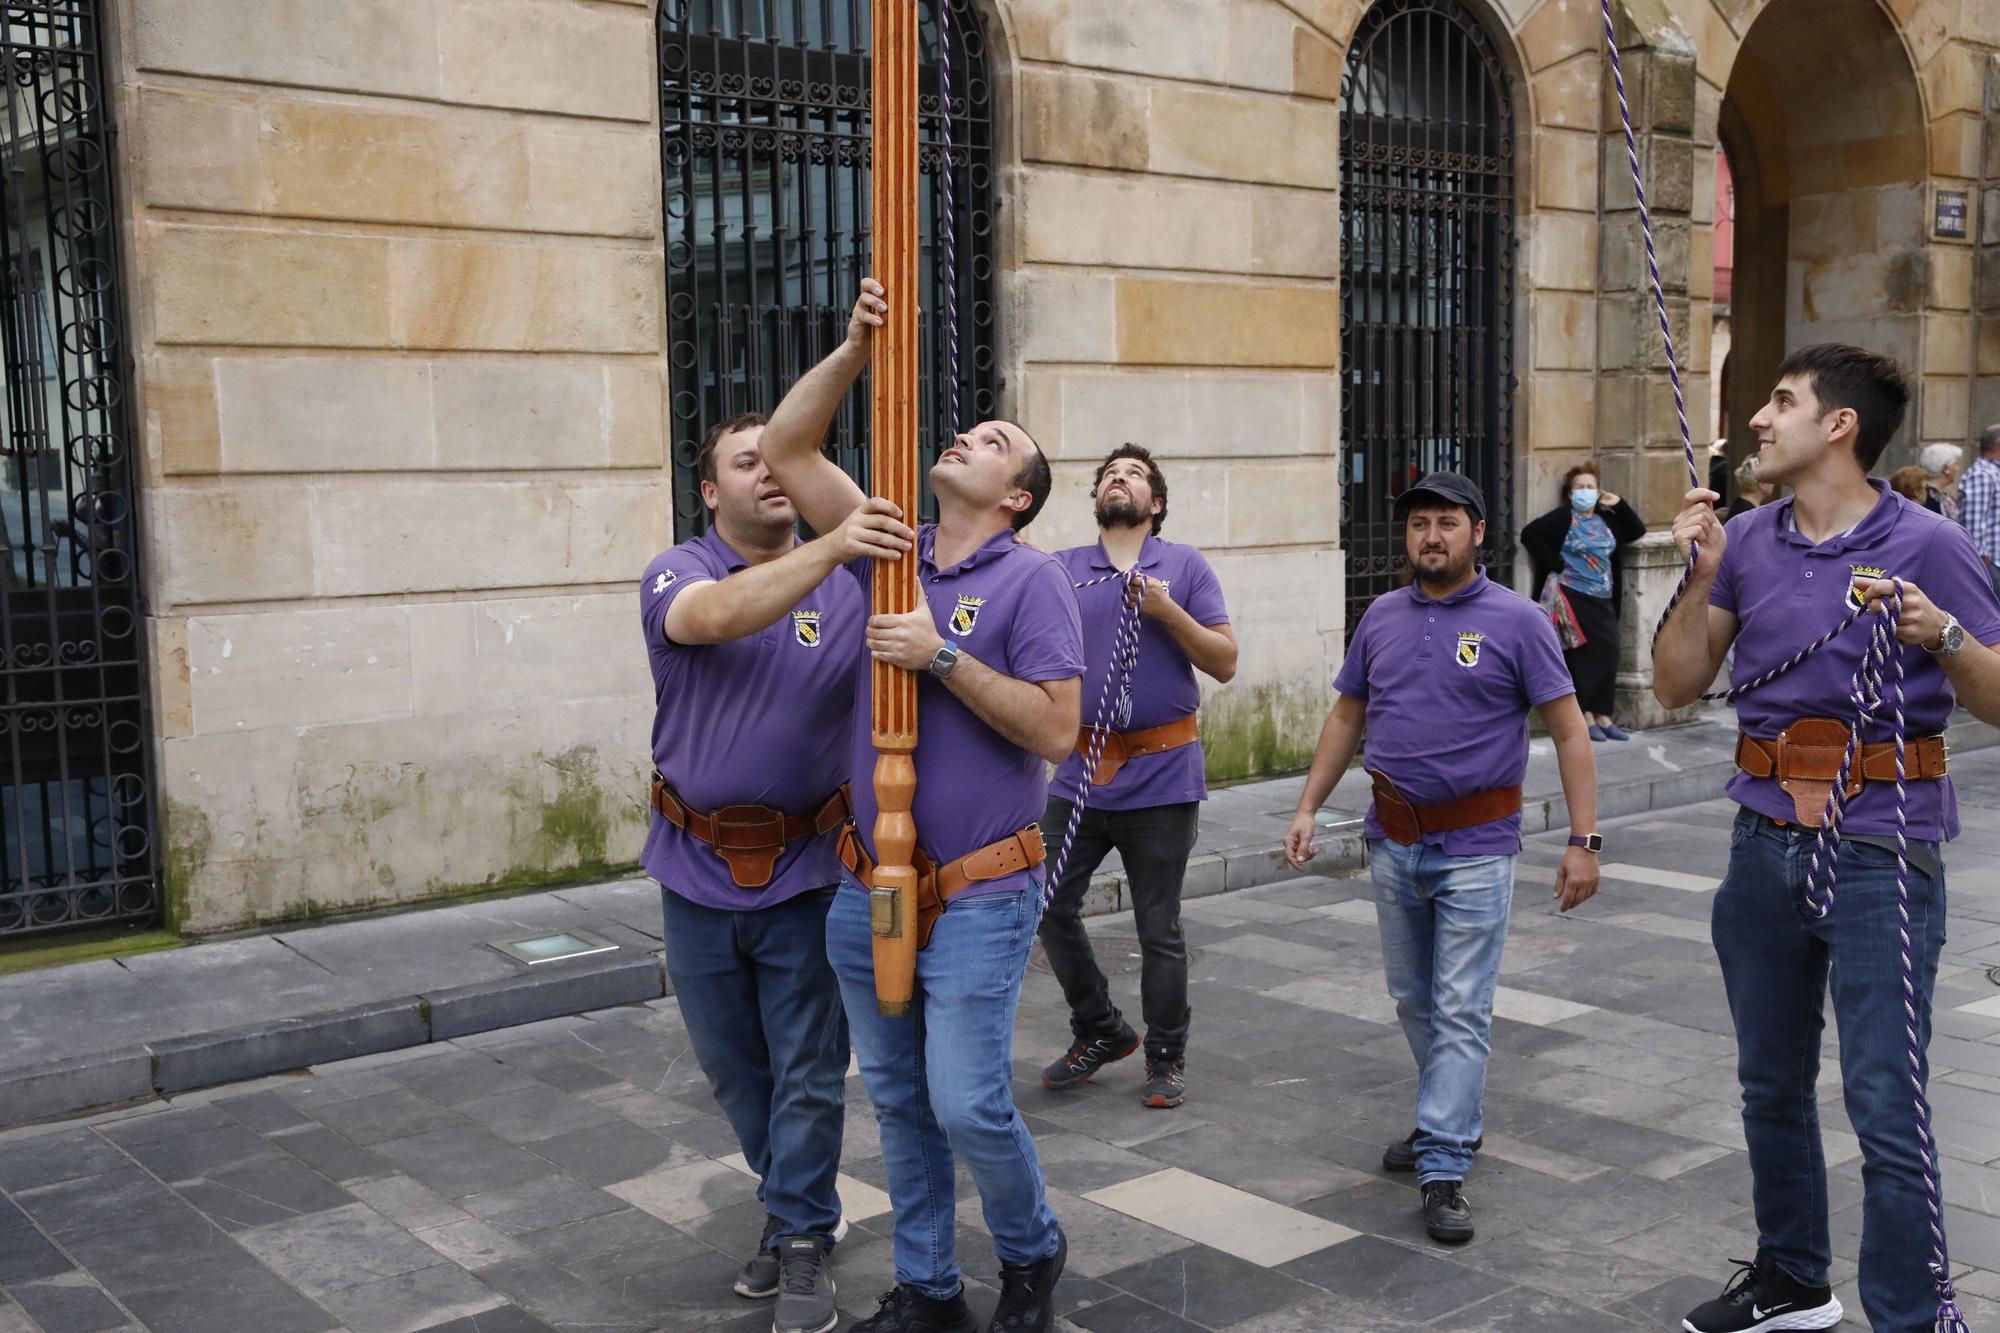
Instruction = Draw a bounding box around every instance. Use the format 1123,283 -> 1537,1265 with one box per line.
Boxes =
1714,0 -> 1930,468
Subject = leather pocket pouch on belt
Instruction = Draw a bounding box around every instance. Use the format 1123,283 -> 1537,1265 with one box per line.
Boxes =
707,806 -> 788,888
1773,718 -> 1864,829
1369,772 -> 1423,846
1080,732 -> 1129,787
913,868 -> 945,951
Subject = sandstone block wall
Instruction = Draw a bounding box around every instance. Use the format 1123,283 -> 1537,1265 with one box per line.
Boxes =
114,0 -> 667,932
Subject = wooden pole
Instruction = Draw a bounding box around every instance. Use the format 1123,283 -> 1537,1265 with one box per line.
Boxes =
868,0 -> 921,1018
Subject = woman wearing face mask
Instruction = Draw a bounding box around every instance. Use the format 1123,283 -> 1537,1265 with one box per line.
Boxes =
1521,464 -> 1648,741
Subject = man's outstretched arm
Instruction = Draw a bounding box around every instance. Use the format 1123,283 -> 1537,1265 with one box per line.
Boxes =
762,281 -> 886,536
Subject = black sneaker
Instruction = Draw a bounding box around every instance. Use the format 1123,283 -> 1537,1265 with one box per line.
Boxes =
771,1236 -> 837,1333
1681,1254 -> 1843,1332
1421,1179 -> 1474,1244
1382,1129 -> 1483,1173
736,1213 -> 849,1299
1140,1057 -> 1185,1109
1041,1025 -> 1140,1091
851,1284 -> 979,1333
987,1228 -> 1066,1332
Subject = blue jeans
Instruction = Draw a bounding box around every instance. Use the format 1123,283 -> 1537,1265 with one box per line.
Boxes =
661,885 -> 848,1239
827,879 -> 1060,1299
1712,808 -> 1948,1333
1368,839 -> 1514,1185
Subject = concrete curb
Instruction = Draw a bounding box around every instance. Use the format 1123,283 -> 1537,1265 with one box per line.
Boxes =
6,718 -> 1993,1127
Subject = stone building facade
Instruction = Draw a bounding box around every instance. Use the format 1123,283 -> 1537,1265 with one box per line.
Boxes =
95,0 -> 1998,933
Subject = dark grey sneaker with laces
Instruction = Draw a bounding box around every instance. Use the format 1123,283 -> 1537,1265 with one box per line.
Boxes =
1681,1254 -> 1842,1332
1041,1025 -> 1140,1091
737,1213 -> 848,1299
851,1283 -> 979,1333
987,1228 -> 1066,1332
1420,1179 -> 1474,1244
1140,1056 -> 1185,1109
771,1235 -> 837,1333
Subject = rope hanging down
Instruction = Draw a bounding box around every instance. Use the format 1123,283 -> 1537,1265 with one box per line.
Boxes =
931,7 -> 1149,916
1598,5 -> 1964,1328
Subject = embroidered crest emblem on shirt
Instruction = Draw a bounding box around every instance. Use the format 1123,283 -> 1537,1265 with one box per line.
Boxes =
1847,564 -> 1887,611
1456,632 -> 1485,668
950,595 -> 986,635
651,571 -> 674,595
792,610 -> 822,647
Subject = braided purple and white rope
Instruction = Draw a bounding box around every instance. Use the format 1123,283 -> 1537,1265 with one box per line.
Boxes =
1042,569 -> 1147,915
1599,6 -> 1961,1326
936,1 -> 961,437
1596,2 -> 1698,643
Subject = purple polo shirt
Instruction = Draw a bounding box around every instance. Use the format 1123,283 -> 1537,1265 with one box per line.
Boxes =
638,528 -> 865,910
1334,570 -> 1576,855
844,525 -> 1085,899
1711,482 -> 2000,840
1047,536 -> 1231,810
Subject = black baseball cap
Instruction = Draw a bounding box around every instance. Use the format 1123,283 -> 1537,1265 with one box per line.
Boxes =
1393,471 -> 1487,522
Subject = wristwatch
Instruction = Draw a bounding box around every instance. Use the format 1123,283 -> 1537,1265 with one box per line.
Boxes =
1927,614 -> 1966,657
1567,833 -> 1603,854
928,640 -> 961,680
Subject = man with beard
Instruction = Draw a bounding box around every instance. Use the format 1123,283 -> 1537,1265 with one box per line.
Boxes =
1036,444 -> 1237,1109
1654,344 -> 2000,1333
640,414 -> 914,1333
758,280 -> 1082,1333
1282,471 -> 1602,1245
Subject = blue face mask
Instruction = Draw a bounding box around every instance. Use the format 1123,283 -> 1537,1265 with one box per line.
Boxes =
1570,487 -> 1599,512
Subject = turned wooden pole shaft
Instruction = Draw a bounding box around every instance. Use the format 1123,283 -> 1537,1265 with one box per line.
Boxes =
869,0 -> 921,1019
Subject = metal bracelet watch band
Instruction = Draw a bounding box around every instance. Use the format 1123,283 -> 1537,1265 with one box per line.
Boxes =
1926,614 -> 1965,657
928,640 -> 960,679
1567,833 -> 1603,854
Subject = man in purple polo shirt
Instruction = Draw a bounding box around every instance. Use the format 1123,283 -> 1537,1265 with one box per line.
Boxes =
1036,443 -> 1237,1110
1283,471 -> 1602,1246
1655,344 -> 2000,1333
758,280 -> 1082,1333
640,412 -> 914,1333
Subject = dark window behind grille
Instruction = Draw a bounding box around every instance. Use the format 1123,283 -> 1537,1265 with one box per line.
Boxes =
0,4 -> 154,937
1339,0 -> 1516,640
658,0 -> 996,540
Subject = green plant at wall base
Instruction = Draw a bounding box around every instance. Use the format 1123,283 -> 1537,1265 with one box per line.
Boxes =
160,798 -> 214,935
1200,682 -> 1323,783
0,927 -> 182,975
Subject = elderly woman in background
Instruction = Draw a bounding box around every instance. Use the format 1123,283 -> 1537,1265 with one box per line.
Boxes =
1920,441 -> 1964,520
1522,463 -> 1647,742
1726,455 -> 1772,518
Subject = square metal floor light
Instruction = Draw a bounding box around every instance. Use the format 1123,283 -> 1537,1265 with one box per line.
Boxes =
488,928 -> 620,965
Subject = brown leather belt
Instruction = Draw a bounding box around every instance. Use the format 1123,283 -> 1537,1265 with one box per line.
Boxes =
1368,771 -> 1524,846
1735,721 -> 1948,827
1073,713 -> 1200,787
837,822 -> 1046,950
650,773 -> 852,889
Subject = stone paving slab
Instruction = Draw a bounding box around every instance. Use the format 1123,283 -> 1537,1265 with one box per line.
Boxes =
3,711 -> 1994,1131
3,742 -> 1998,1330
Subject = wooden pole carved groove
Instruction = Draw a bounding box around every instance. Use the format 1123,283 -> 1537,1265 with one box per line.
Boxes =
868,0 -> 921,1019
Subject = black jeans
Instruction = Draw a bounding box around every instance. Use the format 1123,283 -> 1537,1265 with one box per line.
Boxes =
1036,797 -> 1200,1061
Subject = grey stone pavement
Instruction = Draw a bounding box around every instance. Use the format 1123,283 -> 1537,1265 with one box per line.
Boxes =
7,710 -> 1892,1126
6,740 -> 2000,1331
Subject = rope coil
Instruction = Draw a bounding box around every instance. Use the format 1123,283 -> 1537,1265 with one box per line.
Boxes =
1598,5 -> 1961,1325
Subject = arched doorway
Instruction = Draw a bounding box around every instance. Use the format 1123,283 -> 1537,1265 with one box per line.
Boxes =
657,0 -> 997,539
1718,0 -> 1927,479
1339,0 -> 1517,639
